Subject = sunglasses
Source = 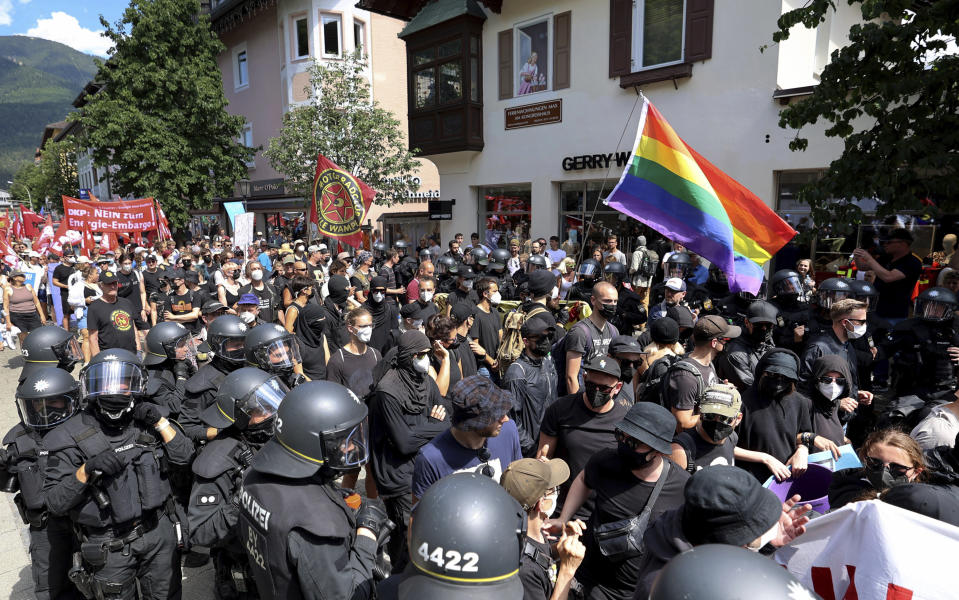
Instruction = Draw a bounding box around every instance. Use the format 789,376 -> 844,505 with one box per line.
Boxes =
587,381 -> 616,395
701,412 -> 736,425
615,430 -> 641,449
818,376 -> 847,386
844,318 -> 867,325
762,372 -> 793,384
864,456 -> 912,478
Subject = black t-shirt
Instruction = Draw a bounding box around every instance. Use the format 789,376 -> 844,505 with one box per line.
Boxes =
168,289 -> 202,334
519,537 -> 555,600
874,253 -> 922,319
326,346 -> 381,399
665,357 -> 718,413
446,288 -> 479,311
578,451 -> 689,599
117,270 -> 143,311
53,264 -> 74,306
141,268 -> 165,297
87,297 -> 138,353
469,307 -> 502,358
539,393 -> 629,517
674,429 -> 738,471
565,318 -> 616,360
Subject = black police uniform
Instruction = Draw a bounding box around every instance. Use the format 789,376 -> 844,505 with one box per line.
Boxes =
566,280 -> 595,303
394,256 -> 418,290
714,295 -> 752,328
145,366 -> 184,419
612,285 -> 647,334
493,271 -> 517,301
180,360 -> 234,442
885,318 -> 959,400
42,410 -> 194,600
715,334 -> 775,392
770,297 -> 811,352
2,424 -> 77,600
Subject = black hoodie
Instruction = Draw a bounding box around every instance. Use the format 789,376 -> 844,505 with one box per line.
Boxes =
806,354 -> 853,446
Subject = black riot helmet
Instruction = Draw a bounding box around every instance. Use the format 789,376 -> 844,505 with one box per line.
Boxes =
372,241 -> 388,257
816,277 -> 852,309
436,255 -> 457,276
527,254 -> 548,272
202,367 -> 289,443
915,287 -> 959,323
207,315 -> 249,368
394,239 -> 411,257
245,323 -> 302,374
470,246 -> 489,266
489,248 -> 510,273
707,264 -> 730,296
577,258 -> 602,281
250,381 -> 368,478
604,261 -> 627,284
737,280 -> 767,301
848,279 -> 879,312
665,252 -> 692,279
80,349 -> 148,424
649,544 -> 816,600
16,367 -> 80,430
769,269 -> 804,301
20,325 -> 82,380
401,472 -> 526,599
143,321 -> 196,368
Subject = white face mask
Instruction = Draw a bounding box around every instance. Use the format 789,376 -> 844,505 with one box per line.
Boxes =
550,286 -> 559,300
239,311 -> 256,324
371,292 -> 385,303
355,325 -> 373,343
845,320 -> 867,339
412,355 -> 430,374
489,291 -> 502,306
461,279 -> 473,290
541,490 -> 559,518
817,381 -> 844,401
251,270 -> 264,281
420,290 -> 434,302
120,264 -> 132,273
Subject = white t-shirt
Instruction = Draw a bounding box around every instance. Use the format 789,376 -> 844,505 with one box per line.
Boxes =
911,405 -> 959,451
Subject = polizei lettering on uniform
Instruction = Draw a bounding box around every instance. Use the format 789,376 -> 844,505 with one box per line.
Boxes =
240,489 -> 271,531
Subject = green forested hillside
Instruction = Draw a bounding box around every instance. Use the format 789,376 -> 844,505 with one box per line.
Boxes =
0,36 -> 98,186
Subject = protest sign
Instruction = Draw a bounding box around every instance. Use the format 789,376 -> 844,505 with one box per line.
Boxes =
62,196 -> 157,232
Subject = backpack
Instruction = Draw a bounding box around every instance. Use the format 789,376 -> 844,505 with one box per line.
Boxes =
634,250 -> 656,279
551,319 -> 619,396
496,304 -> 549,377
639,355 -> 705,409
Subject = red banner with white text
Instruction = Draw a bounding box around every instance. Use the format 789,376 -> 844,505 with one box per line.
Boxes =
62,196 -> 158,232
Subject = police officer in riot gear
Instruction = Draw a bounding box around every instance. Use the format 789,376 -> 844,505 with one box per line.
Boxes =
847,279 -> 888,394
435,256 -> 458,294
19,324 -> 83,384
239,381 -> 391,600
43,349 -> 194,600
189,368 -> 290,600
604,262 -> 647,334
885,287 -> 959,401
567,258 -> 602,302
705,263 -> 730,298
514,254 -> 549,290
469,246 -> 489,277
377,472 -> 527,600
805,277 -> 853,338
768,269 -> 810,352
181,315 -> 249,443
143,321 -> 198,419
650,253 -> 711,309
489,248 -> 517,300
2,368 -> 81,600
244,323 -> 306,388
372,241 -> 388,272
393,240 -> 418,290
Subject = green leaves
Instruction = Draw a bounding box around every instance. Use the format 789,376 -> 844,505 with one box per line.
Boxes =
76,0 -> 252,228
265,49 -> 421,206
774,0 -> 959,226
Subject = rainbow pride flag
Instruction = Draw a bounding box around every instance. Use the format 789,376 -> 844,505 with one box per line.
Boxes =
605,99 -> 796,294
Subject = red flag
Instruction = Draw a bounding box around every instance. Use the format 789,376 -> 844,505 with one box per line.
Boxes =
21,208 -> 43,238
34,215 -> 55,253
310,154 -> 376,249
155,200 -> 171,240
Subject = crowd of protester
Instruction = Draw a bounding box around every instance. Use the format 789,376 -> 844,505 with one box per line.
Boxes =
1,222 -> 958,600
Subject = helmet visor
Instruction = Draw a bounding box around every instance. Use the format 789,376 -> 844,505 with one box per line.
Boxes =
216,336 -> 247,362
16,391 -> 79,429
239,376 -> 289,424
667,264 -> 687,278
52,336 -> 82,364
168,335 -> 198,369
578,262 -> 599,276
819,289 -> 849,308
254,338 -> 302,371
774,275 -> 803,297
323,419 -> 369,470
81,361 -> 147,399
920,299 -> 952,320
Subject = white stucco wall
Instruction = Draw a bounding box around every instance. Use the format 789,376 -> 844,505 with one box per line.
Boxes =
431,0 -> 860,243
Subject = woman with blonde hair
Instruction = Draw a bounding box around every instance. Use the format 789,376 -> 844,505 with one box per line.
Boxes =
557,257 -> 577,300
828,428 -> 927,509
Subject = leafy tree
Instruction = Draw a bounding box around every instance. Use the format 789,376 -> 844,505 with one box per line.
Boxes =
75,0 -> 251,227
11,137 -> 79,211
266,49 -> 421,205
774,0 -> 959,230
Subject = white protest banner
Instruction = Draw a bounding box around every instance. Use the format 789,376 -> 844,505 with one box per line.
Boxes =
775,500 -> 959,600
234,212 -> 255,250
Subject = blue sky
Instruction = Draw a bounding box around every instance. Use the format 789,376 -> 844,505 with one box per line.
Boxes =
0,0 -> 130,57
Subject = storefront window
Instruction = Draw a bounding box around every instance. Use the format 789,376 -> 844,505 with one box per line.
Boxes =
382,215 -> 441,251
559,181 -> 649,259
481,185 -> 531,250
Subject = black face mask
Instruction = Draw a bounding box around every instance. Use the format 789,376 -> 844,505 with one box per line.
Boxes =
749,326 -> 772,343
448,337 -> 462,350
584,381 -> 614,408
865,464 -> 910,490
597,303 -> 618,319
759,376 -> 792,399
532,336 -> 551,357
617,442 -> 654,469
701,419 -> 734,443
242,418 -> 275,446
618,360 -> 635,385
182,260 -> 191,268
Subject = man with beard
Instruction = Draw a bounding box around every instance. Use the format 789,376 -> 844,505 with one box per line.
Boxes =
503,318 -> 558,457
648,278 -> 692,324
661,316 -> 734,432
320,274 -> 353,353
369,331 -> 450,572
411,375 -> 522,501
715,300 -> 779,392
189,368 -> 288,600
362,276 -> 398,354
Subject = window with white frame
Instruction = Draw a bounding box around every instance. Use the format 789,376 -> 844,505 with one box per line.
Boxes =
240,124 -> 255,168
632,0 -> 685,71
513,15 -> 551,96
321,13 -> 342,58
354,18 -> 366,55
235,48 -> 249,89
293,15 -> 310,60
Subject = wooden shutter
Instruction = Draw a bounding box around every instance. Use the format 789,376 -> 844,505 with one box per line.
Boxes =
684,0 -> 714,63
609,0 -> 632,77
498,29 -> 513,100
553,11 -> 572,90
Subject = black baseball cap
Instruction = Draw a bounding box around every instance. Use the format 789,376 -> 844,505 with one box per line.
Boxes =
609,335 -> 645,356
99,270 -> 118,284
582,354 -> 621,379
520,317 -> 555,338
746,300 -> 779,325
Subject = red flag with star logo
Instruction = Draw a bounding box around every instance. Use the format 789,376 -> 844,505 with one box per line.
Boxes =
310,154 -> 376,249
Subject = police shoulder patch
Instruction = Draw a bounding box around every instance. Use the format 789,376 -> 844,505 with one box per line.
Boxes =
195,494 -> 220,506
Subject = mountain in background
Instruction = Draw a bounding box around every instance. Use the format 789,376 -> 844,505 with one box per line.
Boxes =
0,36 -> 99,187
